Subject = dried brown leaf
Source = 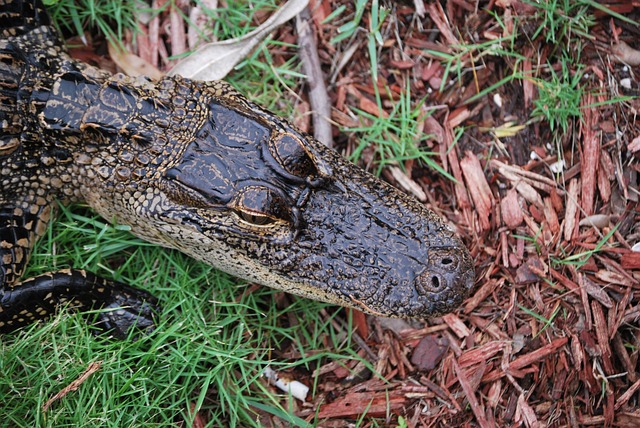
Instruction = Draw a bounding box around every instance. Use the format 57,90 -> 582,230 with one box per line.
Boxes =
579,214 -> 611,229
169,0 -> 309,80
612,41 -> 640,66
107,43 -> 163,79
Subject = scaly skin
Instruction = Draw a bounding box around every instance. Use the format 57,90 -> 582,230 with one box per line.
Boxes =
0,0 -> 474,337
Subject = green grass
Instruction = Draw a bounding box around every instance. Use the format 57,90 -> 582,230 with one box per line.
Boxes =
518,303 -> 561,338
329,0 -> 368,45
425,0 -> 628,149
550,225 -> 619,270
531,56 -> 584,134
346,81 -> 454,180
44,0 -> 280,47
0,2 -> 369,426
46,0 -> 139,46
334,0 -> 450,179
525,0 -> 595,44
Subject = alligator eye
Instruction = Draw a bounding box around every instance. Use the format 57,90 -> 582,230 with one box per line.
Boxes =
230,185 -> 293,227
237,210 -> 277,226
269,132 -> 318,179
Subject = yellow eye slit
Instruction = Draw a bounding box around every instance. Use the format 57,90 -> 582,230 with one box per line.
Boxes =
236,210 -> 278,226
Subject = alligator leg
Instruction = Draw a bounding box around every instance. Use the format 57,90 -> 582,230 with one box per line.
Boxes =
0,202 -> 158,338
0,270 -> 158,338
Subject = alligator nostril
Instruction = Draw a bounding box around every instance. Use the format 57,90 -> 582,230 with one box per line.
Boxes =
429,249 -> 460,271
431,275 -> 440,289
415,271 -> 448,294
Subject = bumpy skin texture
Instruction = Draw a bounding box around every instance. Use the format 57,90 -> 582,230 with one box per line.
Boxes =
0,0 -> 474,336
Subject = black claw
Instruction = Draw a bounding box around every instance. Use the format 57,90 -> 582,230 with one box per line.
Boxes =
94,288 -> 159,339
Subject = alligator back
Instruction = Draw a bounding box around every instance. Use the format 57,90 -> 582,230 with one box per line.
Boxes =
0,0 -> 52,128
0,0 -> 49,35
0,0 -> 474,331
0,0 -> 46,159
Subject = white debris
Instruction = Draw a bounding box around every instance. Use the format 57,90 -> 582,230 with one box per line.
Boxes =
549,159 -> 565,173
263,366 -> 309,402
493,93 -> 503,107
620,78 -> 632,89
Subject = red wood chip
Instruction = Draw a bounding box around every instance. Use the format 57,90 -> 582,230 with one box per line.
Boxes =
411,335 -> 449,371
317,392 -> 406,419
580,93 -> 600,216
389,59 -> 415,69
501,188 -> 523,228
621,252 -> 640,269
458,341 -> 507,368
461,151 -> 494,231
358,96 -> 389,118
543,196 -> 560,235
515,257 -> 547,284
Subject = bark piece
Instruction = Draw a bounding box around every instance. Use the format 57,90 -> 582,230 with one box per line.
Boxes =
501,188 -> 523,228
411,335 -> 449,371
461,151 -> 494,231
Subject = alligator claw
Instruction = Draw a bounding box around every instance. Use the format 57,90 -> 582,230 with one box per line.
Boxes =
93,286 -> 159,340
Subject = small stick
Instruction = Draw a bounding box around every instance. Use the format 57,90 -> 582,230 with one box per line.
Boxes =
43,361 -> 102,412
296,6 -> 334,148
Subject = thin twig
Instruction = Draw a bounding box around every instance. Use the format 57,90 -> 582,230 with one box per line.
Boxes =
43,361 -> 103,412
296,6 -> 333,147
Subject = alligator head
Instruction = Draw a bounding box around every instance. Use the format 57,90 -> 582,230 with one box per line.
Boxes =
70,74 -> 475,318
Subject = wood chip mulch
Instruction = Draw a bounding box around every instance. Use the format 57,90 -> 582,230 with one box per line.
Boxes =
78,0 -> 640,426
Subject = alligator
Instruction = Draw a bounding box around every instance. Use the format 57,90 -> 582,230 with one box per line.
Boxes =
0,0 -> 474,338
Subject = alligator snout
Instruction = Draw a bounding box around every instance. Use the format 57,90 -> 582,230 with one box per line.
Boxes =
413,247 -> 475,315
